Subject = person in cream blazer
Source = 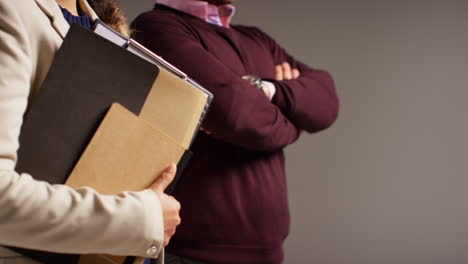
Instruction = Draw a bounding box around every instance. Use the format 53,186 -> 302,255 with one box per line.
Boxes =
0,0 -> 181,263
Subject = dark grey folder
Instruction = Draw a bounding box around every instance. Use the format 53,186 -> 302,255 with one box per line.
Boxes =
15,24 -> 159,184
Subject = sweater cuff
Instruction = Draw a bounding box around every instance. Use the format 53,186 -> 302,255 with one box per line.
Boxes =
267,80 -> 289,114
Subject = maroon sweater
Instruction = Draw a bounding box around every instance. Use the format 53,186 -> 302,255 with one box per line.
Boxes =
132,5 -> 339,264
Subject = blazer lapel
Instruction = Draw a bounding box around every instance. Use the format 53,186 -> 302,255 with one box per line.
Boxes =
34,0 -> 70,39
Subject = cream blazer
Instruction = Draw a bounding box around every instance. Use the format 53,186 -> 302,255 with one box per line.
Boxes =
0,0 -> 164,260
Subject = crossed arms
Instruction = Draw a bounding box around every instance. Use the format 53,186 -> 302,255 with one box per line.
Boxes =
132,15 -> 339,152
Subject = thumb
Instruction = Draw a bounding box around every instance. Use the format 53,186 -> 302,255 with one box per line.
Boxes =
149,163 -> 177,193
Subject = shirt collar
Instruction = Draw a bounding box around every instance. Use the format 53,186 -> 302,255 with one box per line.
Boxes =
157,0 -> 235,28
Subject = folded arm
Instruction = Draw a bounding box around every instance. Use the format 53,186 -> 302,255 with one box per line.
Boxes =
252,27 -> 340,133
132,15 -> 300,152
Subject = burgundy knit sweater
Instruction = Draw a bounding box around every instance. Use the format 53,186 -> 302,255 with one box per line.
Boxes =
132,5 -> 339,264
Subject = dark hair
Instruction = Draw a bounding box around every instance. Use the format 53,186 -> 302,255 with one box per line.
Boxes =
88,0 -> 129,36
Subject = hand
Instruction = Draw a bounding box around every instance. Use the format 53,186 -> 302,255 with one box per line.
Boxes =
261,86 -> 270,99
148,164 -> 181,247
275,62 -> 300,81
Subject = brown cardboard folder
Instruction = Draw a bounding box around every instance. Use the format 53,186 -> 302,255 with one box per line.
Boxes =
66,103 -> 186,194
67,103 -> 183,264
140,68 -> 208,150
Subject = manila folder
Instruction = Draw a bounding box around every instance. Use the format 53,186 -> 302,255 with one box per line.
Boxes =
65,103 -> 186,194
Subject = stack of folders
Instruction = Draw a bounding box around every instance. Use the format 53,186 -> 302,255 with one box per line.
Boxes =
13,22 -> 213,264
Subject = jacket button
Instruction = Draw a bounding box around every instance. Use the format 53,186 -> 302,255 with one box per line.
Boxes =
146,246 -> 158,257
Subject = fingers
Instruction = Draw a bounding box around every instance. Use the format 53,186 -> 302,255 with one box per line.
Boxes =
163,227 -> 177,246
149,163 -> 177,193
163,233 -> 171,247
161,200 -> 181,247
282,62 -> 292,80
163,196 -> 181,247
275,65 -> 283,81
275,62 -> 300,81
292,68 -> 300,79
164,196 -> 181,226
170,196 -> 182,216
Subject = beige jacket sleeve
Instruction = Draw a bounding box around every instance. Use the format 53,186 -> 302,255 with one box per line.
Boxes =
0,0 -> 164,259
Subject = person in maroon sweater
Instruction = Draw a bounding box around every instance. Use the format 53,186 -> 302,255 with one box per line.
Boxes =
132,1 -> 339,263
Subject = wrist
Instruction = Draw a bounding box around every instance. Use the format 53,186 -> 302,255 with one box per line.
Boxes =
242,75 -> 263,89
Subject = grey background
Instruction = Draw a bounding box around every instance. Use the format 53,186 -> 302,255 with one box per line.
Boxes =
118,1 -> 468,263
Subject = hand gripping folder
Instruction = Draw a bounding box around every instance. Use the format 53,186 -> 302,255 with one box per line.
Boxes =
12,22 -> 213,264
